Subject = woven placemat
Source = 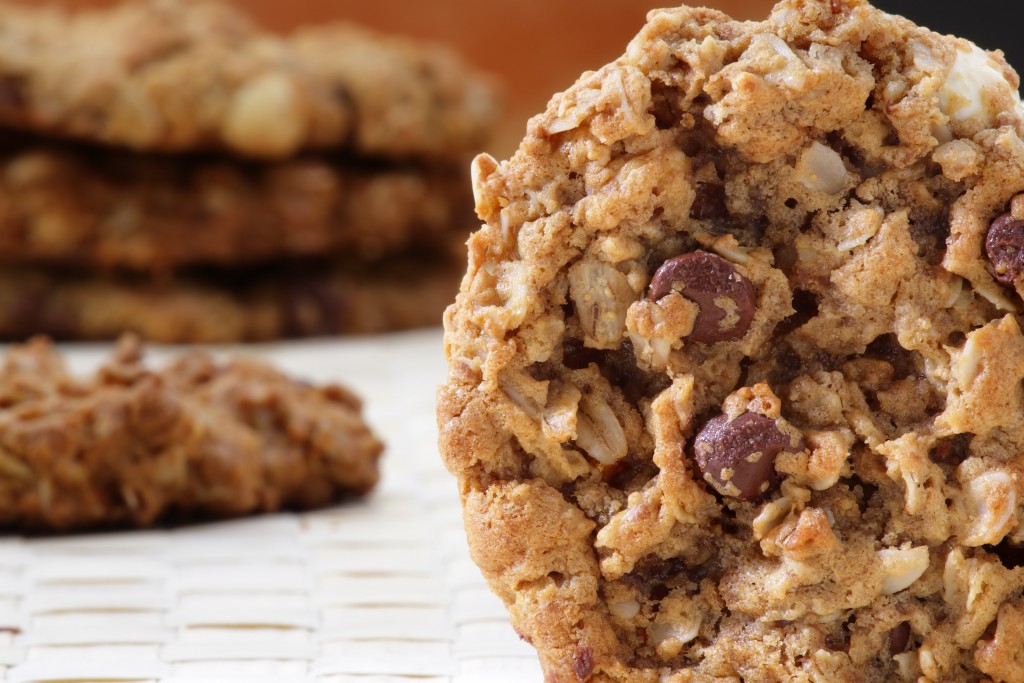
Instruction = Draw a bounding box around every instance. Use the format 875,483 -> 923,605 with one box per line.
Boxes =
0,330 -> 543,683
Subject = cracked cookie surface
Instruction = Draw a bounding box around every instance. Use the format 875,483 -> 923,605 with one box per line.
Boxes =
438,1 -> 1024,681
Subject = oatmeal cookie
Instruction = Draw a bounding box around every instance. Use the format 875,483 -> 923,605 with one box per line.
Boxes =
0,245 -> 461,342
0,0 -> 499,159
0,335 -> 382,531
0,135 -> 471,272
438,1 -> 1024,681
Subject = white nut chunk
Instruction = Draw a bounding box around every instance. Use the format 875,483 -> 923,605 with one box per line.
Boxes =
959,470 -> 1017,546
878,545 -> 929,594
222,73 -> 308,158
568,261 -> 637,350
938,44 -> 1022,132
794,142 -> 848,194
608,599 -> 641,620
575,394 -> 627,464
650,615 -> 702,660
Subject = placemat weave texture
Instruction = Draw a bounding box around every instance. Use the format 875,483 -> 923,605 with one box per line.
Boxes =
0,330 -> 542,682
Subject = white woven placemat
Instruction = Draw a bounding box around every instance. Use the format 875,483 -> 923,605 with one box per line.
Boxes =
0,329 -> 543,683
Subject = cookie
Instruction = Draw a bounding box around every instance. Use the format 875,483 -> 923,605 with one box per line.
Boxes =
0,134 -> 471,272
0,246 -> 461,342
0,335 -> 382,531
438,1 -> 1024,681
0,0 -> 499,159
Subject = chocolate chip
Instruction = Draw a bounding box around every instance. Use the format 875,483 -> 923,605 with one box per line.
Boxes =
648,251 -> 756,344
889,622 -> 911,657
985,213 -> 1024,286
692,412 -> 804,501
689,183 -> 729,221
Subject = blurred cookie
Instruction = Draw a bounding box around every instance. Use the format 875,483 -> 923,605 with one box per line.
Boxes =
0,335 -> 382,531
0,135 -> 471,271
0,0 -> 499,159
439,0 -> 1024,681
0,245 -> 463,342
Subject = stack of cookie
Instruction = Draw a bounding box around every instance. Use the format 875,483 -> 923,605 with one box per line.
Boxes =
0,0 -> 498,342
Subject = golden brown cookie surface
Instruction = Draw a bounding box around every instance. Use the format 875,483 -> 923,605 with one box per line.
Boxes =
0,244 -> 462,343
0,336 -> 383,531
0,0 -> 499,160
439,1 -> 1024,681
0,134 -> 471,272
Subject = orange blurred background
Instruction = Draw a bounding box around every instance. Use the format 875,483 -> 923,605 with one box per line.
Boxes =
24,0 -> 777,156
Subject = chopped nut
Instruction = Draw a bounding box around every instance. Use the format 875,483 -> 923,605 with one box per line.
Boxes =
651,615 -> 702,659
222,73 -> 308,158
568,261 -> 637,350
753,495 -> 796,540
575,394 -> 628,465
471,153 -> 500,209
795,142 -> 848,194
893,651 -> 919,680
878,545 -> 929,594
609,599 -> 641,620
938,45 -> 1020,133
959,470 -> 1017,547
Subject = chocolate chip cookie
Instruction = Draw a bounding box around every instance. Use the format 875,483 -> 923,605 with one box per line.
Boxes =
0,0 -> 499,160
0,134 -> 470,272
0,335 -> 382,531
0,244 -> 462,343
438,1 -> 1024,681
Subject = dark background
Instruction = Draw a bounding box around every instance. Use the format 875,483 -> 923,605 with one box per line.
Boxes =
874,0 -> 1024,83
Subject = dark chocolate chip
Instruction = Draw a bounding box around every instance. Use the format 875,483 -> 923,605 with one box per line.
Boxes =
692,412 -> 804,501
689,183 -> 729,221
985,213 -> 1024,286
889,622 -> 911,657
648,251 -> 756,344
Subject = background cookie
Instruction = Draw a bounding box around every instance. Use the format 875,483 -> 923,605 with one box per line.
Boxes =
0,0 -> 498,341
0,0 -> 499,159
0,244 -> 462,343
0,335 -> 383,531
0,135 -> 470,271
440,0 -> 1024,681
